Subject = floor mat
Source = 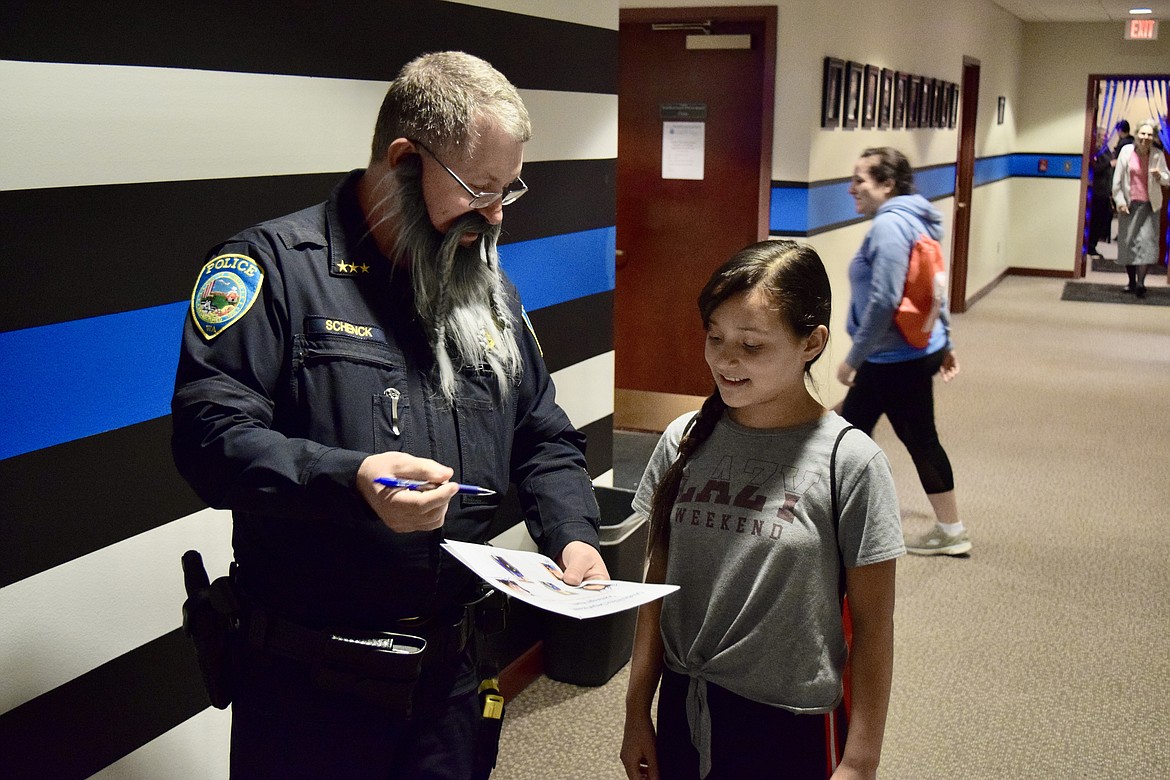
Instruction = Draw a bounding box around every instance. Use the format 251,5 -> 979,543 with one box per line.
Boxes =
1089,254 -> 1123,272
1061,281 -> 1170,306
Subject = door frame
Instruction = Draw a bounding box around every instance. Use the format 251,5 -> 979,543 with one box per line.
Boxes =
1076,75 -> 1099,279
950,56 -> 979,314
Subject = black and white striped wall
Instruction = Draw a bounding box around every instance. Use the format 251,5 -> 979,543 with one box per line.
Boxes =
0,1 -> 618,775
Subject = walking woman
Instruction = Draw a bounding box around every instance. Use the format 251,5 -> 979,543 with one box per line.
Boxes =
621,241 -> 904,779
838,147 -> 968,556
1113,120 -> 1170,297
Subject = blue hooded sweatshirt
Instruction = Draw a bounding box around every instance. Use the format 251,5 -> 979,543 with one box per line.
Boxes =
845,193 -> 950,367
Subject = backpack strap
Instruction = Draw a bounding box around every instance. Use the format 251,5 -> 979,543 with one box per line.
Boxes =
830,425 -> 855,532
829,424 -> 858,724
830,425 -> 856,601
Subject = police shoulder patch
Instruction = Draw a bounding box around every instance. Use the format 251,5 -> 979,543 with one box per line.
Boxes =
190,253 -> 264,340
520,307 -> 543,358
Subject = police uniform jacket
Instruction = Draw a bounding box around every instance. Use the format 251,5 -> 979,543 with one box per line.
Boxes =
172,171 -> 601,631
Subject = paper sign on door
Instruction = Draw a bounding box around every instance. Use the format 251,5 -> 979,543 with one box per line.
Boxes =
662,121 -> 705,180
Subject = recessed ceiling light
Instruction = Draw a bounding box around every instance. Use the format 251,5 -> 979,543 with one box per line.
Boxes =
1129,8 -> 1153,14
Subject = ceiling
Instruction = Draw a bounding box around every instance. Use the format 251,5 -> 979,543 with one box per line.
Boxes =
990,0 -> 1170,21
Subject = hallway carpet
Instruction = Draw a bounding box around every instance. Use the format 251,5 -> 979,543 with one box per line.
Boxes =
491,276 -> 1170,779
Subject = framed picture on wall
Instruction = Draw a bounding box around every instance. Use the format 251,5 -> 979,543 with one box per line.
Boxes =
933,80 -> 946,127
878,68 -> 894,129
821,57 -> 845,128
919,77 -> 934,128
843,61 -> 863,129
861,64 -> 879,128
906,75 -> 920,129
948,83 -> 959,128
997,95 -> 1006,124
893,72 -> 908,129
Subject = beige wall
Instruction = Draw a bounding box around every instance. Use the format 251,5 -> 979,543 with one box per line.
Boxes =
1017,23 -> 1168,153
793,0 -> 1025,181
1006,178 -> 1083,273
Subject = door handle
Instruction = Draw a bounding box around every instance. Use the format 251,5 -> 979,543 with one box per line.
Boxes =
957,202 -> 967,209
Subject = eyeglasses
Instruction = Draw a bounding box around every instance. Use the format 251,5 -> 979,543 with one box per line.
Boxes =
412,140 -> 528,209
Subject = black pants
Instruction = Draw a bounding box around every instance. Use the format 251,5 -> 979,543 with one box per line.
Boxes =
229,646 -> 481,779
655,668 -> 846,779
841,350 -> 955,495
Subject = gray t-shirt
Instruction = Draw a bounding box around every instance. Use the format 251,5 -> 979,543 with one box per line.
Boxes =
634,410 -> 904,714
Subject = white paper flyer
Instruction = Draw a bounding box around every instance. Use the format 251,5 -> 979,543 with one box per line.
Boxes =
441,540 -> 678,620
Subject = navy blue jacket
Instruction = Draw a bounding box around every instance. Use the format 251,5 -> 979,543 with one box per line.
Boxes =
172,171 -> 600,629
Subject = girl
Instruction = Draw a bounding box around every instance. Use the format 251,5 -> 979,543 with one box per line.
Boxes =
621,240 -> 904,780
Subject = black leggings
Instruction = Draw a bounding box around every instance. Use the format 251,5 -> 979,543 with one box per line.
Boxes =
840,350 -> 955,495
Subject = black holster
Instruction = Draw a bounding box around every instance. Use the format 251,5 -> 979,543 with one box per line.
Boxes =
180,550 -> 240,709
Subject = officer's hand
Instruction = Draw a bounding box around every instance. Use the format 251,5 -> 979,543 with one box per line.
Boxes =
556,541 -> 610,586
357,452 -> 458,533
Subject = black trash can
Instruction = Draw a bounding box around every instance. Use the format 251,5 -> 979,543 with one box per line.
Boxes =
542,486 -> 649,687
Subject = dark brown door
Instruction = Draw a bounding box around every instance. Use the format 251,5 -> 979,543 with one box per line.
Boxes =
950,58 -> 979,313
616,10 -> 773,396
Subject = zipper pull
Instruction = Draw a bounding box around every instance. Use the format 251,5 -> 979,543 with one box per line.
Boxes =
384,387 -> 401,436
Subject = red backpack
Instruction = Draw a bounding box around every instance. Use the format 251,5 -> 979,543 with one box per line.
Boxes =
895,234 -> 947,348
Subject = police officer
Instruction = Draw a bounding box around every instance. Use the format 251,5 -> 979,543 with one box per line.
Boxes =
172,51 -> 608,778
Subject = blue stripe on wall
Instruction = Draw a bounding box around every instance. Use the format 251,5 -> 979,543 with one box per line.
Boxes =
974,155 -> 1012,187
771,153 -> 1082,236
808,182 -> 860,234
1009,153 -> 1083,178
769,187 -> 809,234
915,165 -> 957,200
0,302 -> 185,461
499,226 -> 616,312
0,229 -> 616,461
972,153 -> 1082,184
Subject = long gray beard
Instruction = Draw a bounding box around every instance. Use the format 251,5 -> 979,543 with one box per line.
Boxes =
369,165 -> 522,405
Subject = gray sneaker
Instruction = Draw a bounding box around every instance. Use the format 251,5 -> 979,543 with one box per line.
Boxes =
904,526 -> 971,556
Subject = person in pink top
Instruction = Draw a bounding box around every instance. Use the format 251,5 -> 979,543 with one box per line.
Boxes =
1112,120 -> 1170,297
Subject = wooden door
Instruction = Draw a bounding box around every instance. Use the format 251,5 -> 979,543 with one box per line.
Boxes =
616,9 -> 774,397
950,58 -> 979,313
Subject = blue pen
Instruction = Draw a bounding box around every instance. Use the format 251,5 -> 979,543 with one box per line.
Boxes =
375,477 -> 497,496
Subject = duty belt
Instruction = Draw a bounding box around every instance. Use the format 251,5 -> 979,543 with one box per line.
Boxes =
243,602 -> 475,668
242,603 -> 475,716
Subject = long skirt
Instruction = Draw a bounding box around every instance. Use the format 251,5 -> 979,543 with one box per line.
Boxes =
1116,200 -> 1160,266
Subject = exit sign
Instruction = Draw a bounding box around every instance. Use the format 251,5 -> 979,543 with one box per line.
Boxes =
1124,19 -> 1158,40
